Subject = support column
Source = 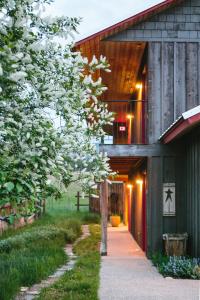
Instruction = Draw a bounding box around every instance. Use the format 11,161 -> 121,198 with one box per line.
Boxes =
100,180 -> 108,256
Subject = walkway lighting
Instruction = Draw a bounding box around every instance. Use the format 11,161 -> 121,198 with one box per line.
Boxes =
136,179 -> 143,185
136,82 -> 143,89
127,184 -> 133,189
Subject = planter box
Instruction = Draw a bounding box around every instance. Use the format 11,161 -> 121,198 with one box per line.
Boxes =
163,233 -> 188,256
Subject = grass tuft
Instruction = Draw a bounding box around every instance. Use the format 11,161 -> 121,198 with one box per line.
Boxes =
0,212 -> 82,300
38,224 -> 101,300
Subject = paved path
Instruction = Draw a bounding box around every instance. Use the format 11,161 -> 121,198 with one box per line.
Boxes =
99,226 -> 200,300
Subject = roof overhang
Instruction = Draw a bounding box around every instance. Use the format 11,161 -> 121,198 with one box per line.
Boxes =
160,106 -> 200,144
75,0 -> 184,49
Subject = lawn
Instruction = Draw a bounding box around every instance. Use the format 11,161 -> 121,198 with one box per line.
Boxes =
38,224 -> 101,300
0,185 -> 101,300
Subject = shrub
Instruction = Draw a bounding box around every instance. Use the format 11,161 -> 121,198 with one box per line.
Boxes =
0,220 -> 82,253
161,256 -> 200,279
152,254 -> 200,280
0,226 -> 66,253
82,213 -> 100,224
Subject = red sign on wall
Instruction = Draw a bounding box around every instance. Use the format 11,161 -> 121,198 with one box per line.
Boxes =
119,126 -> 126,132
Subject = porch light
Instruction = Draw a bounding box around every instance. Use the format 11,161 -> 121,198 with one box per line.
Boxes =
136,83 -> 143,89
127,114 -> 134,119
136,179 -> 143,185
127,184 -> 133,189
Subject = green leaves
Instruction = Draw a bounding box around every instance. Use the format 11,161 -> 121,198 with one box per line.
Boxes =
0,0 -> 113,218
16,183 -> 23,193
4,182 -> 14,192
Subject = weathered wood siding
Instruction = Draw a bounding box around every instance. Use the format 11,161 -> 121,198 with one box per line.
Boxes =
105,0 -> 200,143
148,41 -> 200,143
106,0 -> 200,42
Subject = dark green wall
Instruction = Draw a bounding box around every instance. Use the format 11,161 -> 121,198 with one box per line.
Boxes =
183,128 -> 200,257
146,134 -> 200,257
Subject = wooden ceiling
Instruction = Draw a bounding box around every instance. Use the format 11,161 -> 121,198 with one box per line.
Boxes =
77,41 -> 146,101
100,41 -> 146,101
109,157 -> 145,175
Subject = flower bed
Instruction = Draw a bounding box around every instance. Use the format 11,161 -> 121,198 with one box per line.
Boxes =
152,254 -> 200,279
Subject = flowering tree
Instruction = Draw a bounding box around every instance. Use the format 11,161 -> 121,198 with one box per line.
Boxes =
0,0 -> 114,216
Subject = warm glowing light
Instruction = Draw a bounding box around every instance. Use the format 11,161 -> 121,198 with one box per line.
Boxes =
136,179 -> 143,185
127,114 -> 134,119
136,83 -> 143,89
127,184 -> 133,189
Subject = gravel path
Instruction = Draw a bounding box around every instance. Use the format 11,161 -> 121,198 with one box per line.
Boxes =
99,226 -> 200,300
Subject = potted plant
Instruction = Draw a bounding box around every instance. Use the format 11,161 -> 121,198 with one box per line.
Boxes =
110,214 -> 121,227
109,193 -> 121,227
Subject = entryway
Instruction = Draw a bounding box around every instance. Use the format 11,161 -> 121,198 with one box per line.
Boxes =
108,156 -> 147,253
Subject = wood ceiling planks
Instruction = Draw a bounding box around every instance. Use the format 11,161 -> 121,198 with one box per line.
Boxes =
109,156 -> 145,174
100,41 -> 146,101
77,40 -> 146,101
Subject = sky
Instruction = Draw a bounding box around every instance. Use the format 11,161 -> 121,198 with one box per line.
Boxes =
45,0 -> 162,41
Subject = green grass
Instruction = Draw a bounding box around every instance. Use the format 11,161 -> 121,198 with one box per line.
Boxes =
0,212 -> 82,300
47,183 -> 89,213
38,224 -> 101,300
0,185 -> 100,300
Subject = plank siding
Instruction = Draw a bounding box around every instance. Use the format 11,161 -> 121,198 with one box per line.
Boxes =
184,128 -> 200,256
99,0 -> 200,257
175,43 -> 186,117
147,157 -> 163,254
148,41 -> 200,142
148,43 -> 162,144
186,43 -> 198,109
162,43 -> 174,131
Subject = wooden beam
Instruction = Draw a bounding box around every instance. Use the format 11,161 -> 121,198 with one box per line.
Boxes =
100,180 -> 108,256
99,144 -> 178,157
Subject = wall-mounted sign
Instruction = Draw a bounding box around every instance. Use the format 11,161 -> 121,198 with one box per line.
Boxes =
119,126 -> 126,132
163,183 -> 176,216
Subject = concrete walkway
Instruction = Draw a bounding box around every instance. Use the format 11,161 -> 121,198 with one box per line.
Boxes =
99,226 -> 200,300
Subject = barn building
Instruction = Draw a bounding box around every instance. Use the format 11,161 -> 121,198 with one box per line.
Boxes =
75,0 -> 200,257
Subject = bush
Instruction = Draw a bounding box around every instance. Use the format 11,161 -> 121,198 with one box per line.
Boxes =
0,226 -> 73,253
152,254 -> 200,279
161,256 -> 200,279
82,213 -> 100,224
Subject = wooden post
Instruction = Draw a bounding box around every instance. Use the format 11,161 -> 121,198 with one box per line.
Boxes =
100,180 -> 108,256
76,192 -> 80,212
43,199 -> 46,215
89,192 -> 92,212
